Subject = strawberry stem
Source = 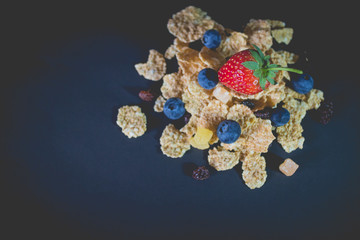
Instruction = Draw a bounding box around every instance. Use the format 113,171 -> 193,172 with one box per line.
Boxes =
267,67 -> 303,74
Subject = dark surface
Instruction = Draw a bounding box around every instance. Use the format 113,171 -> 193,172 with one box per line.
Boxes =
2,1 -> 360,239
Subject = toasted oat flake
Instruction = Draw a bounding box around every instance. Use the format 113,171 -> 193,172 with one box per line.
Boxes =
160,124 -> 191,158
271,28 -> 294,45
304,89 -> 324,110
208,146 -> 241,171
180,115 -> 198,137
154,95 -> 166,112
164,38 -> 189,59
216,31 -> 248,58
176,47 -> 207,77
276,98 -> 308,153
116,105 -> 147,138
244,19 -> 273,52
242,153 -> 267,189
198,100 -> 228,133
135,50 -> 166,81
161,72 -> 184,99
182,89 -> 210,117
266,19 -> 286,29
167,6 -> 214,43
199,46 -> 226,70
277,50 -> 299,64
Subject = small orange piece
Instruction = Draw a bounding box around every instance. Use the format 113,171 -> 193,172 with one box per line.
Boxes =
279,158 -> 299,176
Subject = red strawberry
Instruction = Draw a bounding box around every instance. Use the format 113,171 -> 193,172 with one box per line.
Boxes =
218,45 -> 303,95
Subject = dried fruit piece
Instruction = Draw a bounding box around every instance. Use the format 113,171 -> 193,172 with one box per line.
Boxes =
160,124 -> 191,158
134,50 -> 166,81
254,108 -> 272,119
208,146 -> 240,171
139,90 -> 156,101
167,6 -> 214,43
279,158 -> 299,176
116,105 -> 147,138
189,127 -> 213,150
315,100 -> 334,124
192,166 -> 210,180
242,153 -> 267,189
271,28 -> 294,45
212,84 -> 232,104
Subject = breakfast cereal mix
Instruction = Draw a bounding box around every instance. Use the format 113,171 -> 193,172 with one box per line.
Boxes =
117,6 -> 329,189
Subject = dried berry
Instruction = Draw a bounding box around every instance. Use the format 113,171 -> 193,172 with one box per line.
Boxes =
254,108 -> 272,119
316,100 -> 334,124
192,166 -> 210,180
241,100 -> 255,109
183,112 -> 192,125
139,90 -> 155,102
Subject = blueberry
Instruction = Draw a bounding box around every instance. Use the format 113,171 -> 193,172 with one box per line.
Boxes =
163,98 -> 185,120
217,120 -> 241,144
197,68 -> 219,90
202,29 -> 221,49
270,108 -> 290,127
291,73 -> 314,94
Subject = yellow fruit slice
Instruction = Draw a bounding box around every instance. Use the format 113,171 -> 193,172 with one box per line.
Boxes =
189,127 -> 213,150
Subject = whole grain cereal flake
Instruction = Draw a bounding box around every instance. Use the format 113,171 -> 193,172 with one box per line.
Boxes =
135,50 -> 166,81
167,6 -> 214,43
117,105 -> 147,138
208,146 -> 240,171
271,28 -> 294,45
160,124 -> 191,158
242,153 -> 267,189
153,95 -> 166,112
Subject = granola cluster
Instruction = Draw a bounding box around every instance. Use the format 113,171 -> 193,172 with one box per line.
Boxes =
117,6 -> 326,189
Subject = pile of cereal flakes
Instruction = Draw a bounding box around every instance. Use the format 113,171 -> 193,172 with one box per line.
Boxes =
117,6 -> 325,189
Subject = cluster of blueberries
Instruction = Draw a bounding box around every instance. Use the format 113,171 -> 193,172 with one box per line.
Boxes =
162,29 -> 314,144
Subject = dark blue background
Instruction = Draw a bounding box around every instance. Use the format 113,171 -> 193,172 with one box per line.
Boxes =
2,1 -> 360,239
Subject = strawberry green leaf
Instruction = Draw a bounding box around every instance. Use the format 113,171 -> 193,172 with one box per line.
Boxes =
242,61 -> 259,70
249,49 -> 263,66
253,69 -> 262,78
259,75 -> 266,90
268,64 -> 279,68
268,71 -> 276,78
252,44 -> 265,59
266,76 -> 276,85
